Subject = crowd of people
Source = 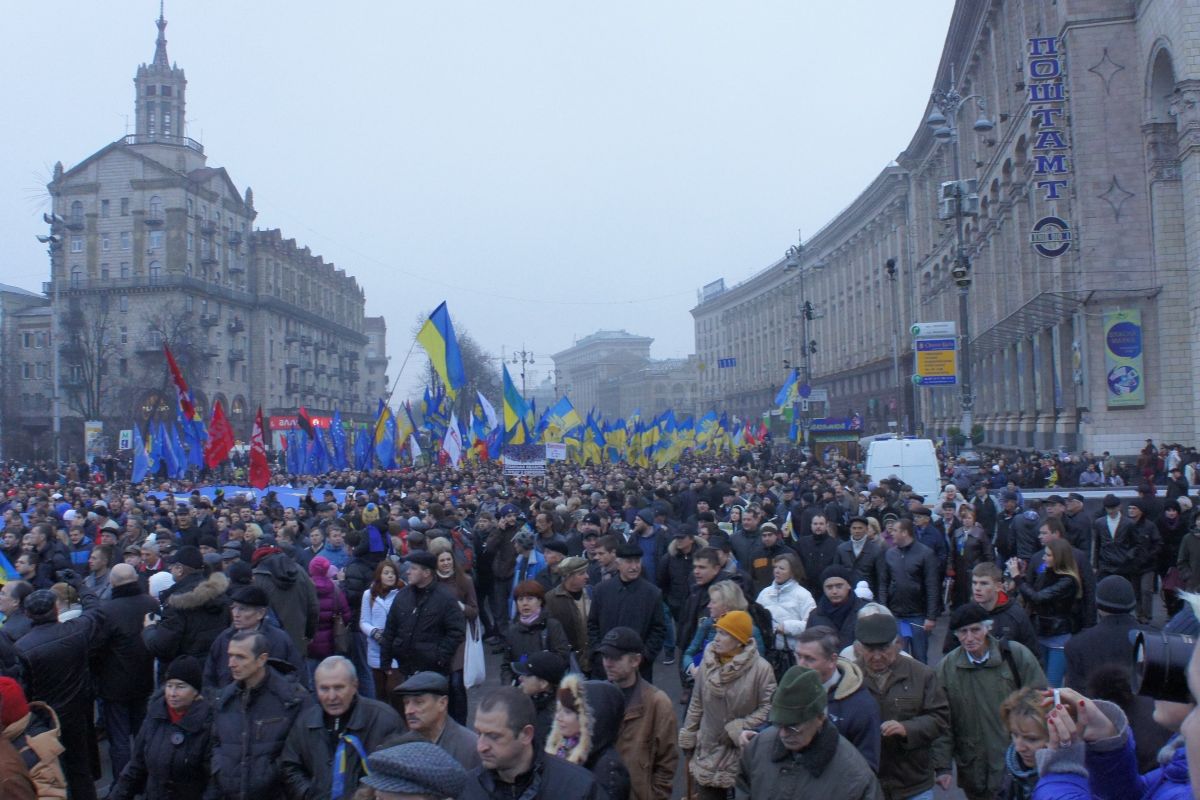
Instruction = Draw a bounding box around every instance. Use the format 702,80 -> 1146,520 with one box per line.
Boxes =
0,440 -> 1198,799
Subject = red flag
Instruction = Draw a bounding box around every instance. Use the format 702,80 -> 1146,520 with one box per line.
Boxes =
204,400 -> 235,469
249,407 -> 270,489
164,345 -> 197,421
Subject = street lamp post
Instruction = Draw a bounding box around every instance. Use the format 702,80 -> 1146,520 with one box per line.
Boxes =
885,257 -> 905,436
37,215 -> 65,464
510,346 -> 535,397
925,64 -> 993,462
784,234 -> 819,449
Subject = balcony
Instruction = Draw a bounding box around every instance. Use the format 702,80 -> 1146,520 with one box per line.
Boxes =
198,342 -> 219,358
132,336 -> 163,354
120,133 -> 205,154
300,335 -> 313,347
65,218 -> 85,232
228,231 -> 242,246
143,215 -> 164,227
62,375 -> 86,391
200,253 -> 218,266
284,332 -> 299,344
286,381 -> 300,394
199,220 -> 217,236
199,314 -> 218,328
227,317 -> 245,333
228,349 -> 245,362
227,261 -> 245,274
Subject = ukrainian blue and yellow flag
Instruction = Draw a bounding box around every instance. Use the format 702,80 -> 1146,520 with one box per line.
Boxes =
502,365 -> 529,444
416,302 -> 467,399
541,396 -> 583,442
775,369 -> 799,408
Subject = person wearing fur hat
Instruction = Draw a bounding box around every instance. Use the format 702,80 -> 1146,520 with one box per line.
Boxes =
109,656 -> 213,800
678,610 -> 777,799
736,666 -> 882,800
547,674 -> 631,800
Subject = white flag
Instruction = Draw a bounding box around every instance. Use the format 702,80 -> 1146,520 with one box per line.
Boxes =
443,412 -> 463,467
477,391 -> 499,430
409,434 -> 423,464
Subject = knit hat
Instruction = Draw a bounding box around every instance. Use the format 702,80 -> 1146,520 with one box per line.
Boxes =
636,508 -> 655,525
513,530 -> 536,551
1096,575 -> 1137,614
361,503 -> 380,525
498,504 -> 520,517
819,565 -> 855,588
715,610 -> 753,645
1103,494 -> 1121,509
556,556 -> 589,577
949,603 -> 989,631
769,666 -> 827,727
308,556 -> 333,579
362,742 -> 467,798
0,678 -> 29,727
164,655 -> 203,692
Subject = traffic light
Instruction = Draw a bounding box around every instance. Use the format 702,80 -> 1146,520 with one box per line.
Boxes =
803,301 -> 815,320
808,340 -> 818,354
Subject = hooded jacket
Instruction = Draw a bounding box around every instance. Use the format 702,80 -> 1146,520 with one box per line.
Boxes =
546,675 -> 631,800
251,553 -> 319,654
825,658 -> 881,772
142,571 -> 231,670
2,701 -> 66,800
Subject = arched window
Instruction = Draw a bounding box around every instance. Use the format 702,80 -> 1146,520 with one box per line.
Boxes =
148,195 -> 162,220
1149,47 -> 1177,123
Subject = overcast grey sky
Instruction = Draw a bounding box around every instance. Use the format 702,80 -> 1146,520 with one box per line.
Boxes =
0,2 -> 953,394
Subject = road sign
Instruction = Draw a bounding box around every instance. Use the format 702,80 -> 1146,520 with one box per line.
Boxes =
911,321 -> 957,338
118,429 -> 132,450
914,337 -> 957,385
798,383 -> 811,399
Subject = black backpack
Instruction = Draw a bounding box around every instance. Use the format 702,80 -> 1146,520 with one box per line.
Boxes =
747,600 -> 794,681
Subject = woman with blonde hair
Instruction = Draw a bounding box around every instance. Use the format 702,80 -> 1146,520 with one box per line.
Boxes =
998,686 -> 1070,800
1009,538 -> 1081,687
682,580 -> 765,678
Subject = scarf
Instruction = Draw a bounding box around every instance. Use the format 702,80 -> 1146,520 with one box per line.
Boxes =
816,594 -> 854,633
1004,744 -> 1037,800
555,735 -> 580,761
519,610 -> 541,626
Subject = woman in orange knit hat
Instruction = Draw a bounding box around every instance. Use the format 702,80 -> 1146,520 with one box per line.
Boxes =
677,610 -> 776,800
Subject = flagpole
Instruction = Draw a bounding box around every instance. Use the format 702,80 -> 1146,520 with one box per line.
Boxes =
381,334 -> 421,411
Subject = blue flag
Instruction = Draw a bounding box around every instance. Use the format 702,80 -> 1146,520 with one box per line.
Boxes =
330,410 -> 349,471
132,425 -> 151,483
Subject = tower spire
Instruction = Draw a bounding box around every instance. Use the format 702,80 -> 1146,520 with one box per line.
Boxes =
152,1 -> 169,69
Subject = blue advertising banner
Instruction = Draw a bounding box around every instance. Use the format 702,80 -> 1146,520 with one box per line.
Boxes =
1104,309 -> 1145,408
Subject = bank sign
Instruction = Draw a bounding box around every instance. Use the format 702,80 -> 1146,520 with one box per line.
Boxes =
1028,37 -> 1073,258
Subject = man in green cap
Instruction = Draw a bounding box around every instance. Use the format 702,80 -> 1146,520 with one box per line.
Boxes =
736,666 -> 882,800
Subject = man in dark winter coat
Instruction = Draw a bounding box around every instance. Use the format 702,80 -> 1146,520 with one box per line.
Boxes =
835,517 -> 885,597
805,566 -> 869,650
93,563 -> 160,780
587,542 -> 666,683
464,687 -> 600,800
280,656 -> 400,799
16,574 -> 103,800
0,582 -> 34,643
656,527 -> 700,629
202,584 -> 307,695
251,547 -> 319,655
878,519 -> 939,663
942,562 -> 1039,656
794,515 -> 840,596
142,547 -> 231,673
210,630 -> 313,799
675,549 -> 723,669
378,551 -> 467,682
794,626 -> 881,771
1064,575 -> 1142,691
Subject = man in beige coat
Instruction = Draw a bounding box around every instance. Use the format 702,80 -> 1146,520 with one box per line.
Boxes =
600,628 -> 678,800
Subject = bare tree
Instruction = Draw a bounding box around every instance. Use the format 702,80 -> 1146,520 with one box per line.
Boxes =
406,312 -> 502,419
60,296 -> 121,422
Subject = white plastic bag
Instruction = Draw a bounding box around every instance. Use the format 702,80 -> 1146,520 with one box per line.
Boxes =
464,619 -> 487,688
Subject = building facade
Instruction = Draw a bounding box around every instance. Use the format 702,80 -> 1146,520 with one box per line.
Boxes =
0,285 -> 52,460
29,11 -> 379,460
552,330 -> 653,418
695,0 -> 1200,454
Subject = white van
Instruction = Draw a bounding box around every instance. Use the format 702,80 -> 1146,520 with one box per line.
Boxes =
864,438 -> 941,501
